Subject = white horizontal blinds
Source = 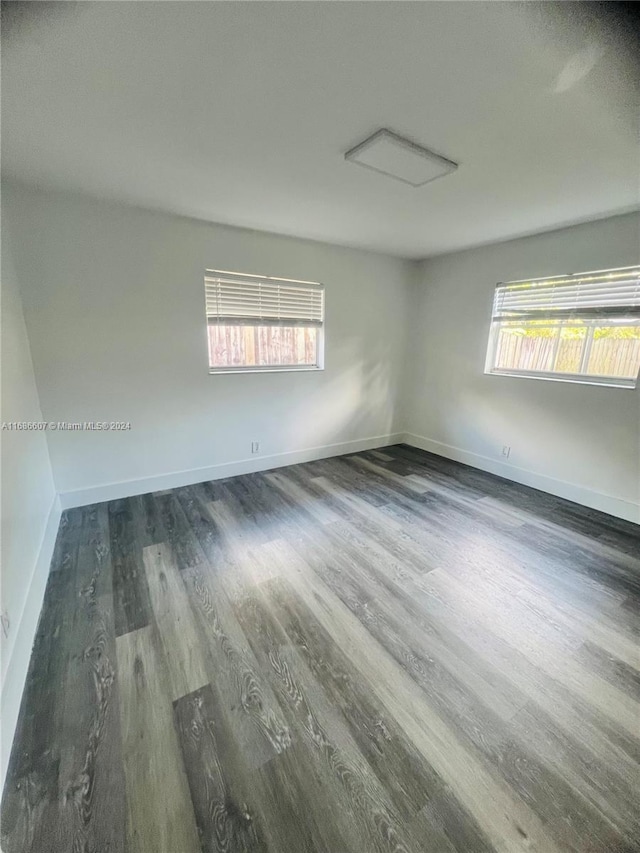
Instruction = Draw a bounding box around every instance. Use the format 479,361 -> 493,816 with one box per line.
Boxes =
205,270 -> 324,327
493,266 -> 640,321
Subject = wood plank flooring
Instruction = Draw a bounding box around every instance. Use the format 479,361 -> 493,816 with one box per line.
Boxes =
2,444 -> 640,852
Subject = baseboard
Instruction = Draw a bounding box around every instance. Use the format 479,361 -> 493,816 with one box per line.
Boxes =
402,433 -> 640,524
1,494 -> 62,790
59,432 -> 406,509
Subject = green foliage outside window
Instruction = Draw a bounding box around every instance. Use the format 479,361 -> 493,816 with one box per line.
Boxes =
501,319 -> 640,340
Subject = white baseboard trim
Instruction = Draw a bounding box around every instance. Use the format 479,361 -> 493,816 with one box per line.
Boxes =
1,494 -> 62,790
59,432 -> 406,508
402,433 -> 639,524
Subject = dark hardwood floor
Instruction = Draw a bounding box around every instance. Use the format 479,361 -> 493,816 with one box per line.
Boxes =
2,444 -> 640,852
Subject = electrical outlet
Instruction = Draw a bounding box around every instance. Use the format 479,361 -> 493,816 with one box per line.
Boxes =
1,610 -> 10,639
502,445 -> 511,458
251,441 -> 260,454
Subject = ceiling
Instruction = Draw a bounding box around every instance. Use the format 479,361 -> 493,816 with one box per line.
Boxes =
2,1 -> 639,259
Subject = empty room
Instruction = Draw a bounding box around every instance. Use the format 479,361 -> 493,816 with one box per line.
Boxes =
1,1 -> 639,851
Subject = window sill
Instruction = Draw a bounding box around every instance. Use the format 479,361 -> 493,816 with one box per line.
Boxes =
485,369 -> 637,389
209,365 -> 324,375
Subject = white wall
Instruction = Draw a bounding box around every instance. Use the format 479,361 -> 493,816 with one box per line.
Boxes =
404,212 -> 640,522
4,184 -> 411,506
1,221 -> 60,786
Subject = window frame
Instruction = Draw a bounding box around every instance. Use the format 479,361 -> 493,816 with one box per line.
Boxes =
484,266 -> 640,390
205,270 -> 325,375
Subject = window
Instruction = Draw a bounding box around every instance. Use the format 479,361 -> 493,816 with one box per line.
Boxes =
205,270 -> 324,372
485,266 -> 640,388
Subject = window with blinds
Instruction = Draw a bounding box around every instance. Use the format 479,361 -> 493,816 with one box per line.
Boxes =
485,266 -> 640,387
205,270 -> 325,372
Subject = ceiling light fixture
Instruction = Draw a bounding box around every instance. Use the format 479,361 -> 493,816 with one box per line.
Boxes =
345,128 -> 458,187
